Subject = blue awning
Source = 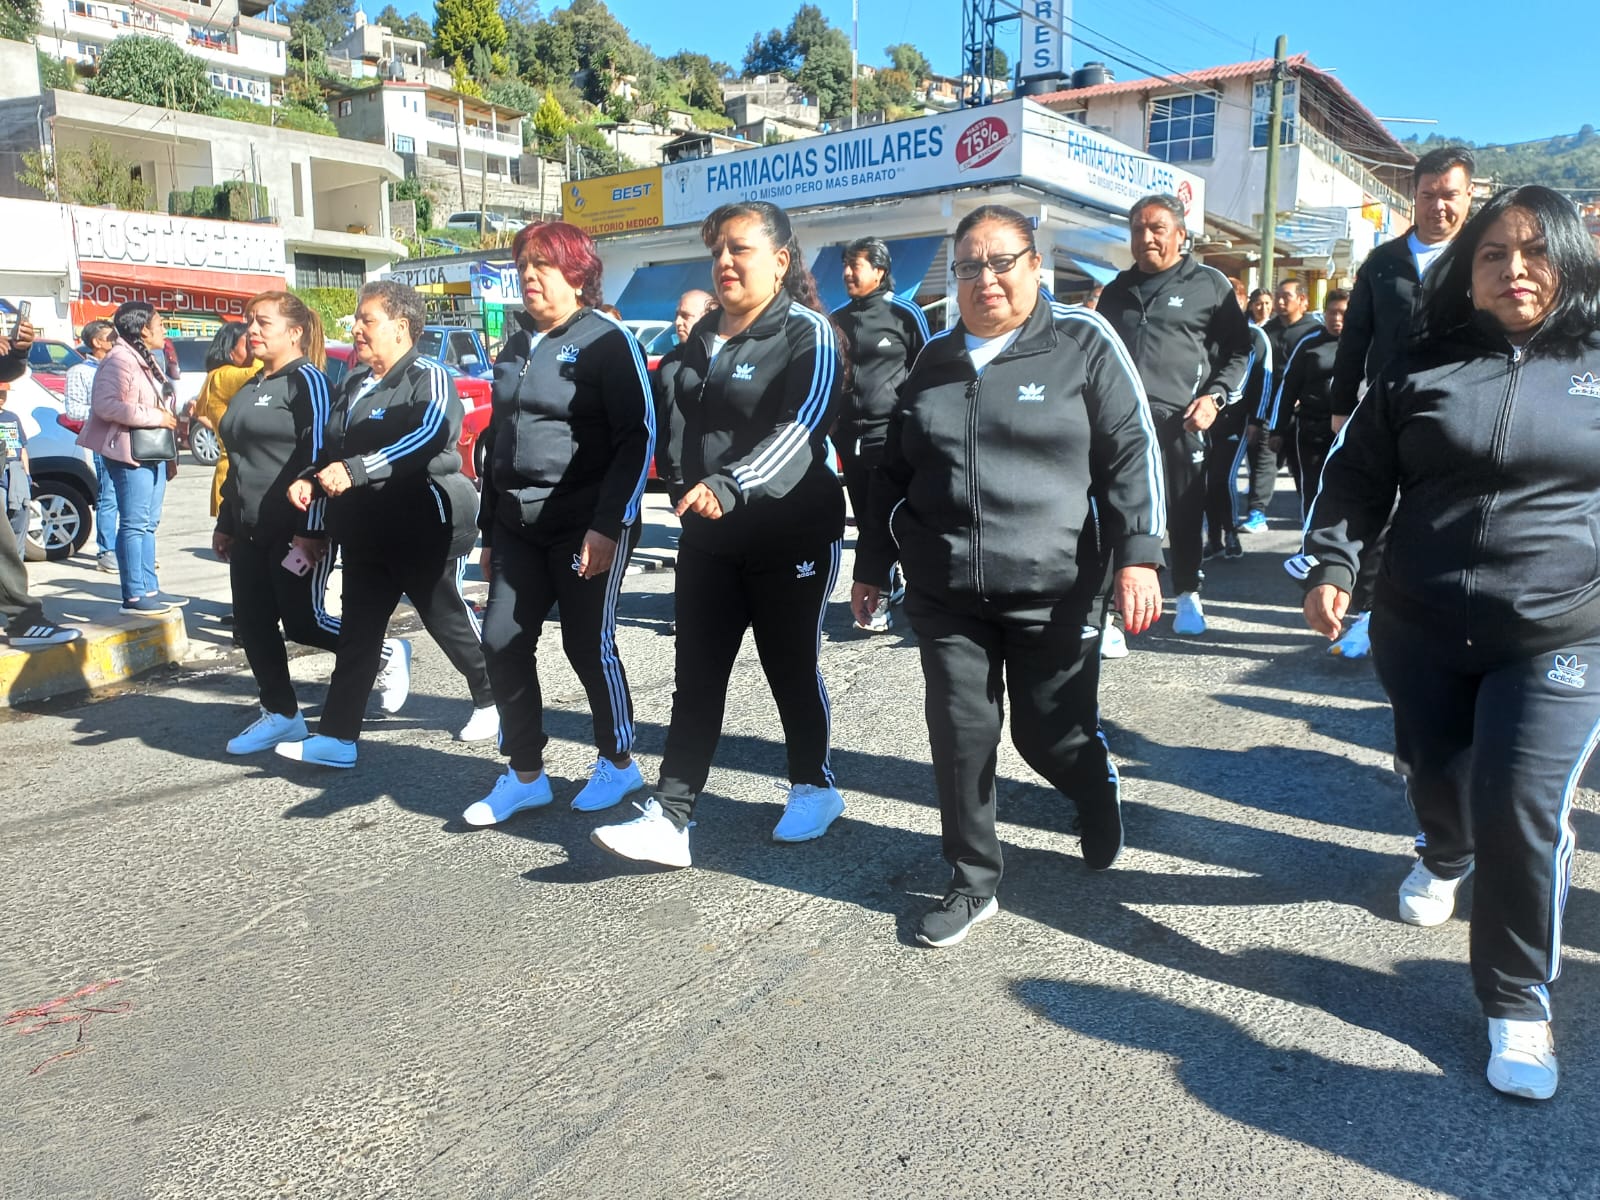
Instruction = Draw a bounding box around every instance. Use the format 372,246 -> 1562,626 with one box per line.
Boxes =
811,235 -> 944,312
1066,256 -> 1120,285
613,260 -> 716,322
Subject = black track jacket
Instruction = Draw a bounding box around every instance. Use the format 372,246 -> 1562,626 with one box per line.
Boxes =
1263,328 -> 1340,435
1305,320 -> 1600,656
217,356 -> 330,543
830,286 -> 929,449
855,297 -> 1165,602
307,349 -> 479,560
480,308 -> 654,544
1329,230 -> 1428,419
1095,254 -> 1252,416
666,288 -> 845,554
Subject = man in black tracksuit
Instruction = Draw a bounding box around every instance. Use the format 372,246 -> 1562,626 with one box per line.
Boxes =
1245,282 -> 1321,522
1096,194 -> 1251,633
652,289 -> 714,494
303,349 -> 490,748
1263,290 -> 1347,520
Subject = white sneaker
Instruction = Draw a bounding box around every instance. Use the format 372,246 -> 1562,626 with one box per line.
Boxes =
571,757 -> 646,812
462,768 -> 553,826
1487,1018 -> 1558,1100
457,705 -> 500,742
274,734 -> 357,769
1398,859 -> 1472,926
591,798 -> 692,868
1100,623 -> 1129,659
1330,611 -> 1372,659
855,597 -> 892,634
375,638 -> 412,714
227,707 -> 307,755
773,782 -> 846,842
1172,591 -> 1207,636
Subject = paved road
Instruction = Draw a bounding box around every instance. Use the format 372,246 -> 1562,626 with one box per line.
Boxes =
3,473 -> 1597,1199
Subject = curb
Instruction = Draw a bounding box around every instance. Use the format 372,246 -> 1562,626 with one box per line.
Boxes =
626,549 -> 677,575
0,610 -> 189,708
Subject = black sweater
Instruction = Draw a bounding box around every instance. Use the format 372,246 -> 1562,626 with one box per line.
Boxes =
1096,254 -> 1252,415
480,307 -> 654,544
216,356 -> 330,542
666,289 -> 845,554
1305,320 -> 1600,655
1329,230 -> 1428,418
308,348 -> 479,559
830,287 -> 928,447
1264,328 -> 1340,435
855,297 -> 1164,602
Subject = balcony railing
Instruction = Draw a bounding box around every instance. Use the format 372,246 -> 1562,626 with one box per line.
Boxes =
66,0 -> 159,31
1297,120 -> 1409,214
426,114 -> 522,148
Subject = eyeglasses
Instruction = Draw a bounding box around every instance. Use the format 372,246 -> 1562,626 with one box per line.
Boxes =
951,250 -> 1034,281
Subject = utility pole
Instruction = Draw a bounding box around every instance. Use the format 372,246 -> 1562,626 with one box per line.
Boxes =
1259,34 -> 1287,292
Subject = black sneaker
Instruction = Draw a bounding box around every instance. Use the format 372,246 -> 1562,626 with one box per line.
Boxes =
1202,540 -> 1224,562
916,893 -> 999,948
6,621 -> 82,649
1223,531 -> 1243,559
1078,796 -> 1124,871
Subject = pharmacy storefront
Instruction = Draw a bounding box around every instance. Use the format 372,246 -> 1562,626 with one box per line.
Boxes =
578,99 -> 1206,321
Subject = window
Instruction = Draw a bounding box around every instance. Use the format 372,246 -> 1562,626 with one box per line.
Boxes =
1147,92 -> 1216,163
393,134 -> 414,153
337,99 -> 352,117
1252,78 -> 1299,148
290,162 -> 304,218
294,253 -> 364,290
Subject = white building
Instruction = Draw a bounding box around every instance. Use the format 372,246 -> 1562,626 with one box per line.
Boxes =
1036,54 -> 1415,284
35,0 -> 289,107
326,10 -> 452,90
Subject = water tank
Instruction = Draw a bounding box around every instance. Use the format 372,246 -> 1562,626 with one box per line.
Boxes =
1072,62 -> 1114,89
1020,77 -> 1067,97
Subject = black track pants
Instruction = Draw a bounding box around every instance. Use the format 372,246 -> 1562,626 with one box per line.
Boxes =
1152,407 -> 1207,595
481,525 -> 637,772
1204,401 -> 1249,541
1296,426 -> 1335,525
654,536 -> 842,828
230,533 -> 340,717
1245,432 -> 1278,516
839,437 -> 893,589
318,551 -> 493,741
906,585 -> 1118,898
1372,608 -> 1600,1020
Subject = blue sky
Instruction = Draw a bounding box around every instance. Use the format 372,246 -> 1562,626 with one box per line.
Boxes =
400,0 -> 1592,146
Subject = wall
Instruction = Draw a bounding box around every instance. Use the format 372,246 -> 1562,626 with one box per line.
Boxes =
0,199 -> 78,340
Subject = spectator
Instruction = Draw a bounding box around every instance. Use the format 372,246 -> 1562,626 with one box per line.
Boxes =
0,379 -> 28,552
190,322 -> 258,521
65,320 -> 119,572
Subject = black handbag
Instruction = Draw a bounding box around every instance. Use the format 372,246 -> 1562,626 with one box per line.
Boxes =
128,425 -> 177,464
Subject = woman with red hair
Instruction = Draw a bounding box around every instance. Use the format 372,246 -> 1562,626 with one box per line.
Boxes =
461,221 -> 656,826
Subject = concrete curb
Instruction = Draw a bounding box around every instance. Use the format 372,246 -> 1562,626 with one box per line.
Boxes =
0,610 -> 189,708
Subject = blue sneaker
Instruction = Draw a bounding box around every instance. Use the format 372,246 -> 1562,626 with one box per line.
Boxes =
1238,510 -> 1269,534
462,768 -> 553,826
275,734 -> 357,769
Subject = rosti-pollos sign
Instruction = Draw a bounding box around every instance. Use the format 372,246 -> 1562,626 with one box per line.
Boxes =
71,207 -> 287,276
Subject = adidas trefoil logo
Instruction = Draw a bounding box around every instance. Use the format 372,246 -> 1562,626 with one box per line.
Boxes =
877,336 -> 894,348
1017,382 -> 1045,403
733,362 -> 755,382
368,407 -> 386,420
1167,295 -> 1185,307
556,344 -> 580,363
1569,371 -> 1600,398
1549,654 -> 1588,689
795,560 -> 816,579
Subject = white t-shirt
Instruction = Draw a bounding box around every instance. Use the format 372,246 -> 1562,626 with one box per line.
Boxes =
710,334 -> 729,364
964,328 -> 1023,375
1408,230 -> 1450,279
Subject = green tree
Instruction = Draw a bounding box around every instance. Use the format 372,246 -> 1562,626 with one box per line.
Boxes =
375,3 -> 433,41
498,0 -> 541,77
20,139 -> 151,208
292,0 -> 354,47
37,49 -> 72,92
662,51 -> 729,111
530,89 -> 570,155
1,0 -> 39,41
433,0 -> 508,69
88,36 -> 218,113
885,42 -> 930,81
742,27 -> 794,77
390,174 -> 435,230
968,44 -> 1008,82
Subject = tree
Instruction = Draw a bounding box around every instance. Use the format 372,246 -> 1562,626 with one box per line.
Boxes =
742,28 -> 794,77
968,44 -> 1008,82
20,139 -> 150,208
530,89 -> 570,155
886,42 -> 930,82
498,0 -> 541,77
37,49 -> 73,92
1,0 -> 38,42
433,0 -> 507,69
375,3 -> 432,40
291,0 -> 354,49
89,36 -> 218,113
662,52 -> 727,112
391,174 -> 435,231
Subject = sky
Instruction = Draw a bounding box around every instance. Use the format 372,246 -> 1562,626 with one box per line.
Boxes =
400,0 -> 1593,146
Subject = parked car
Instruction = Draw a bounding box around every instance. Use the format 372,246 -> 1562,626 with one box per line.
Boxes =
7,373 -> 96,562
638,323 -> 678,374
26,340 -> 83,397
168,337 -> 222,464
417,326 -> 492,377
324,344 -> 491,484
444,211 -> 517,234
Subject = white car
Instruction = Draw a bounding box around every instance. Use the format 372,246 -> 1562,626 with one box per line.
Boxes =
7,372 -> 97,562
444,211 -> 518,234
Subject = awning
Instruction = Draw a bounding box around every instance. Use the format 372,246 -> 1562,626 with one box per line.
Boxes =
810,236 -> 944,311
1065,256 -> 1119,285
613,260 -> 716,322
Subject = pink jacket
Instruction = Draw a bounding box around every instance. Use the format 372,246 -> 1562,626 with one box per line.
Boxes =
77,340 -> 169,466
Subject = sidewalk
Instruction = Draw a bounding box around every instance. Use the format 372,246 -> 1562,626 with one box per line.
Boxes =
3,460 -> 683,707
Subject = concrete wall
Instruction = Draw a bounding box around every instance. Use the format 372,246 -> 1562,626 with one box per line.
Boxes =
0,39 -> 41,103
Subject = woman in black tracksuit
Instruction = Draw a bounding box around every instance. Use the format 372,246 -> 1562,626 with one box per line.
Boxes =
851,204 -> 1165,948
214,291 -> 341,756
1305,185 -> 1600,1101
831,237 -> 929,632
464,220 -> 655,827
592,200 -> 846,869
276,281 -> 494,770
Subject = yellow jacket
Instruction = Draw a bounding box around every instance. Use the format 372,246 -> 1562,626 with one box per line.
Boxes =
194,362 -> 260,517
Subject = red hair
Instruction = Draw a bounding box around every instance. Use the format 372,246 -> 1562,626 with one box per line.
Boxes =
512,221 -> 604,304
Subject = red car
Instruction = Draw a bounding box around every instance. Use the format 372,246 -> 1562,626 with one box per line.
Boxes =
324,344 -> 491,483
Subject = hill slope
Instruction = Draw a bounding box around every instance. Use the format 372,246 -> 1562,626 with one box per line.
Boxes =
1406,128 -> 1600,193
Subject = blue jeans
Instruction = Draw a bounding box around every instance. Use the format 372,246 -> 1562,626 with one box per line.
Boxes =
104,459 -> 167,600
93,453 -> 118,555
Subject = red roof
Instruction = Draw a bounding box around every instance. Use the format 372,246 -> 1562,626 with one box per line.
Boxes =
1034,53 -> 1412,161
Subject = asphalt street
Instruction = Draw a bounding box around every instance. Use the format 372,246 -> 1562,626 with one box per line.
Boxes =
2,468 -> 1597,1199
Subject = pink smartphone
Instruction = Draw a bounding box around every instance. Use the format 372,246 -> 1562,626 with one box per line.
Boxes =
281,546 -> 314,577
